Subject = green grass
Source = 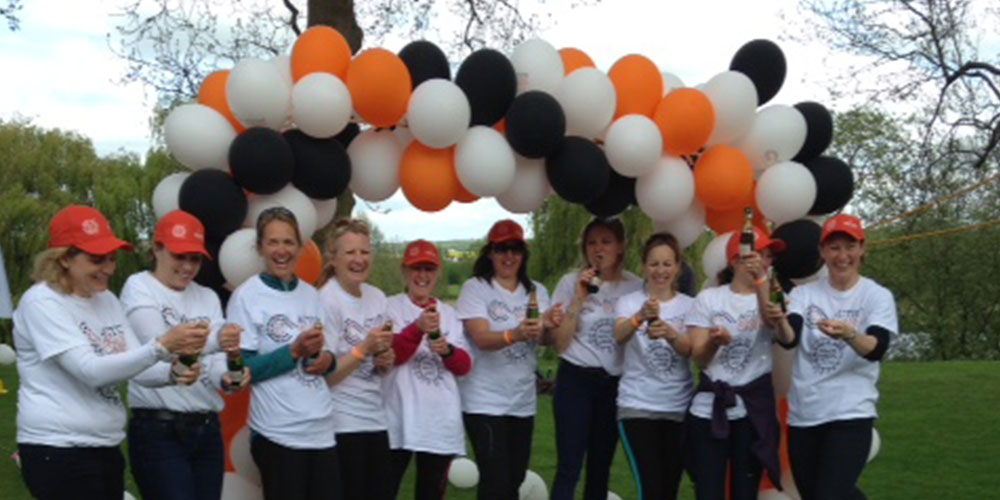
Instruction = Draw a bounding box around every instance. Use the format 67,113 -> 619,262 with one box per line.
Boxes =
2,361 -> 997,499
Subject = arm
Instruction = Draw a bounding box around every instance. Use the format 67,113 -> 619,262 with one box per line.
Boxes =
241,346 -> 297,384
463,318 -> 529,351
550,297 -> 582,353
613,315 -> 643,345
56,341 -> 163,388
391,322 -> 424,365
442,346 -> 472,376
689,326 -> 719,369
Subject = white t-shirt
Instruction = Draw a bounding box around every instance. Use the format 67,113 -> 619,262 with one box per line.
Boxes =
383,294 -> 468,455
121,271 -> 228,413
787,277 -> 898,427
686,285 -> 773,421
615,290 -> 695,414
319,279 -> 389,433
455,277 -> 551,417
14,283 -> 147,446
552,271 -> 643,375
229,276 -> 335,449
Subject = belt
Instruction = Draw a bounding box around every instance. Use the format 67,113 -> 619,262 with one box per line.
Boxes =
560,359 -> 617,379
132,408 -> 218,425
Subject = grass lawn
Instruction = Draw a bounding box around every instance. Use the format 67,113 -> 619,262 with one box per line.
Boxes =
1,361 -> 996,499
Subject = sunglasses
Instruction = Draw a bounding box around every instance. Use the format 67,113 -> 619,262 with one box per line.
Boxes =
169,252 -> 204,264
492,242 -> 526,255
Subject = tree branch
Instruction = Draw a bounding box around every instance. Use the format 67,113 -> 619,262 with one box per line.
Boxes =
283,0 -> 302,36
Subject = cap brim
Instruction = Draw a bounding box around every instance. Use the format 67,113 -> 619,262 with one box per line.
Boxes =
490,235 -> 525,245
76,237 -> 134,255
403,257 -> 440,267
821,230 -> 865,243
164,241 -> 213,259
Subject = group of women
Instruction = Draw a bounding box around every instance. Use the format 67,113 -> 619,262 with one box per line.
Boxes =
12,203 -> 896,500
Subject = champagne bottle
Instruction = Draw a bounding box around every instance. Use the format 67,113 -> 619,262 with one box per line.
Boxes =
740,207 -> 755,257
302,323 -> 323,369
585,268 -> 602,294
427,305 -> 441,340
226,350 -> 244,385
770,269 -> 787,313
526,291 -> 540,320
174,352 -> 199,377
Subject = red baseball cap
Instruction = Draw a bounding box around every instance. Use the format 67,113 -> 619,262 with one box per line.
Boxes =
48,206 -> 133,255
821,215 -> 865,243
155,211 -> 212,258
403,239 -> 441,267
726,227 -> 787,263
488,219 -> 525,244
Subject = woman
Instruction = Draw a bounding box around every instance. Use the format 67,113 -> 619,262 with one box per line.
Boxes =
317,218 -> 396,500
120,210 -> 250,500
14,205 -> 206,499
384,239 -> 473,500
612,232 -> 694,500
767,215 -> 897,500
549,218 -> 642,500
456,219 -> 563,500
686,227 -> 786,500
227,207 -> 349,500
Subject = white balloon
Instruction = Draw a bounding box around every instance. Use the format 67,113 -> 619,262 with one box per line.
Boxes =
703,71 -> 758,146
222,472 -> 264,500
555,68 -> 616,139
510,38 -> 564,94
152,173 -> 190,220
219,229 -> 265,288
758,489 -> 792,500
393,124 -> 414,150
636,156 -> 695,222
407,79 -> 471,148
661,71 -> 685,95
703,231 -> 733,279
123,492 -> 136,500
605,115 -> 662,177
312,197 -> 339,229
227,57 -> 291,130
455,126 -> 516,196
164,104 -> 235,170
0,343 -> 15,365
868,428 -> 881,463
229,426 -> 260,486
291,73 -> 352,138
607,492 -> 623,500
518,470 -> 548,500
497,155 -> 550,213
271,54 -> 292,91
654,202 -> 706,248
736,105 -> 808,173
448,457 -> 479,488
756,161 -> 817,225
245,185 -> 319,239
348,129 -> 402,202
791,264 -> 828,286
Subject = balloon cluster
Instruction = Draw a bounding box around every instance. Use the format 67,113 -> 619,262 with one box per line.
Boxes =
154,28 -> 855,288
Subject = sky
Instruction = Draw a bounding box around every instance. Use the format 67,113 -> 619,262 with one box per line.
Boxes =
0,0 -> 855,242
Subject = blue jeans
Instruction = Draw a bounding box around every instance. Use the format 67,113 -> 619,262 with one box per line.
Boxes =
127,412 -> 224,500
19,443 -> 125,500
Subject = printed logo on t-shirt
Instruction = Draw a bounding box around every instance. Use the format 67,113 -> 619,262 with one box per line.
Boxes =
343,315 -> 385,380
804,305 -> 829,329
265,314 -> 299,343
80,321 -> 127,404
585,318 -> 616,354
160,307 -> 210,328
412,350 -> 445,386
645,339 -> 678,374
291,361 -> 326,388
718,336 -> 753,374
503,341 -> 534,364
802,305 -> 861,374
487,300 -> 514,322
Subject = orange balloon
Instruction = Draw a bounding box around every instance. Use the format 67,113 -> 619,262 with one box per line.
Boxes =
608,54 -> 662,118
654,88 -> 715,156
559,48 -> 595,75
706,202 -> 767,234
454,181 -> 480,203
494,118 -> 506,135
291,25 -> 352,81
694,145 -> 754,211
346,49 -> 412,128
296,240 -> 323,284
198,71 -> 245,133
400,142 -> 459,212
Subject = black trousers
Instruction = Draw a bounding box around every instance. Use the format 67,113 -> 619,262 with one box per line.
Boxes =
249,434 -> 339,500
687,416 -> 762,500
463,413 -> 535,500
387,449 -> 454,500
551,360 -> 620,500
336,430 -> 393,500
788,418 -> 874,500
19,443 -> 125,500
619,418 -> 685,500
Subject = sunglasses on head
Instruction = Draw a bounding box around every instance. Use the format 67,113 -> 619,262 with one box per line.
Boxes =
493,242 -> 526,254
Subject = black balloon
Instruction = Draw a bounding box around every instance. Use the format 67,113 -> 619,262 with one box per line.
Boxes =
229,127 -> 294,195
284,129 -> 352,200
545,136 -> 611,205
178,169 -> 248,240
505,91 -> 566,159
334,122 -> 361,149
455,49 -> 517,126
194,238 -> 226,290
586,169 -> 636,217
772,219 -> 823,279
730,39 -> 786,105
398,40 -> 451,89
793,102 -> 834,162
805,156 -> 854,215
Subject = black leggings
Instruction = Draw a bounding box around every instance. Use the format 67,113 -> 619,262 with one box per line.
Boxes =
618,418 -> 685,500
687,416 -> 762,500
788,418 -> 874,500
463,413 -> 534,500
19,444 -> 125,500
387,449 -> 454,500
249,434 -> 339,500
336,431 -> 393,500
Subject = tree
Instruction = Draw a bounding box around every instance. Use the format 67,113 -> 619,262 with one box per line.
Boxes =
1,0 -> 20,31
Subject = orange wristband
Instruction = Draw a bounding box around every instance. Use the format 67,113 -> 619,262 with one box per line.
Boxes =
351,347 -> 365,360
630,315 -> 642,329
503,330 -> 514,345
754,276 -> 767,286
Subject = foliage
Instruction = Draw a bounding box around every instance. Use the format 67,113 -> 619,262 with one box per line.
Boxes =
0,0 -> 19,31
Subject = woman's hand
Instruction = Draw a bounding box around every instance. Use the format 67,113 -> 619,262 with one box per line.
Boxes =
708,326 -> 732,346
518,318 -> 543,342
741,252 -> 768,282
171,360 -> 201,385
576,268 -> 598,299
429,337 -> 451,356
416,308 -> 440,335
290,328 -> 324,360
646,320 -> 679,342
222,368 -> 252,392
762,302 -> 787,328
304,351 -> 334,375
160,322 -> 210,355
817,320 -> 857,341
217,323 -> 243,352
362,327 -> 394,355
640,297 -> 659,322
543,303 -> 564,329
374,349 -> 395,372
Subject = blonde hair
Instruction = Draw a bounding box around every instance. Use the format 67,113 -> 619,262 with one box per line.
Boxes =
316,218 -> 372,287
32,247 -> 75,294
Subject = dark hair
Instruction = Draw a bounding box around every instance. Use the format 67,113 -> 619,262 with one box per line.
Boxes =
580,217 -> 626,269
640,232 -> 684,291
716,266 -> 735,286
255,207 -> 302,248
472,241 -> 534,293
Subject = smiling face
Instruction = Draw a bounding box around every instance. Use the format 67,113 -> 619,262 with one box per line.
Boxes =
821,233 -> 865,281
403,263 -> 439,300
63,250 -> 117,297
584,226 -> 624,273
489,241 -> 525,281
332,231 -> 372,286
153,244 -> 202,291
643,244 -> 679,290
259,220 -> 302,281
